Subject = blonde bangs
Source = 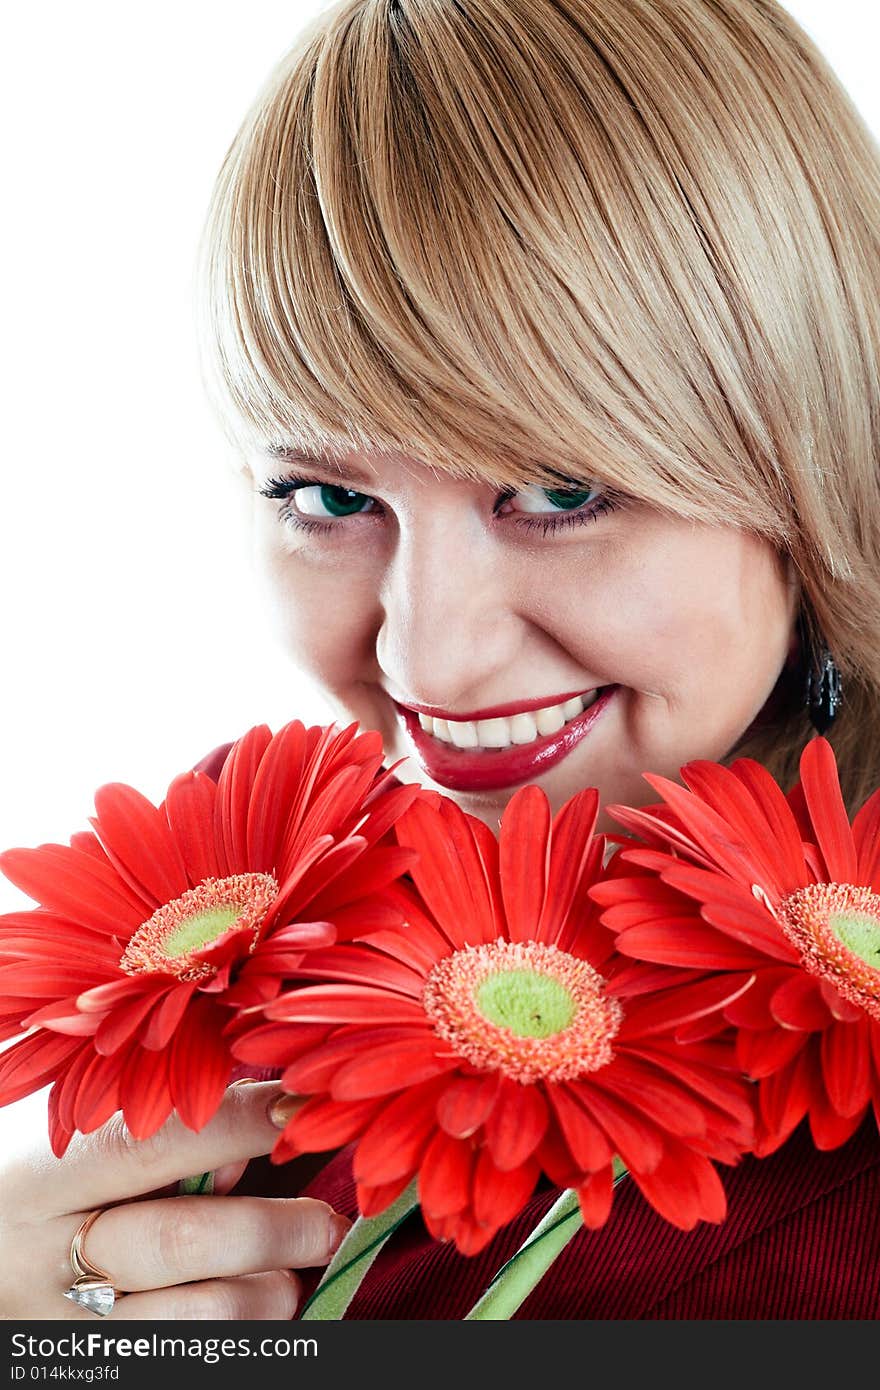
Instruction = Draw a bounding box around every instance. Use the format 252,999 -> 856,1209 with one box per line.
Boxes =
198,0 -> 871,540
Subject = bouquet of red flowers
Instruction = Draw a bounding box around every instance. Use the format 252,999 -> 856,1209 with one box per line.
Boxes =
1,721 -> 877,1318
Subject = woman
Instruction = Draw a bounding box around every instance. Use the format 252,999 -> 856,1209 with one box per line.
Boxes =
3,0 -> 879,1319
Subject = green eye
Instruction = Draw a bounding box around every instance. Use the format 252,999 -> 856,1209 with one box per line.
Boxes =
316,485 -> 370,517
291,484 -> 374,518
541,487 -> 595,510
507,482 -> 601,515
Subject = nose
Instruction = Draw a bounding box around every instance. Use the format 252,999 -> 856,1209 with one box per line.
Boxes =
376,510 -> 521,709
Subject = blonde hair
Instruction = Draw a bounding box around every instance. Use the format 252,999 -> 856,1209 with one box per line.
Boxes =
197,0 -> 880,814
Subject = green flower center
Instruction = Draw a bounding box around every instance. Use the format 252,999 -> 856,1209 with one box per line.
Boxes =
422,938 -> 622,1084
476,969 -> 576,1038
162,904 -> 244,957
828,911 -> 880,967
777,881 -> 880,1021
120,872 -> 279,981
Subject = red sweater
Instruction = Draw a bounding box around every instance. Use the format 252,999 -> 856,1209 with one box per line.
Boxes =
197,740 -> 880,1319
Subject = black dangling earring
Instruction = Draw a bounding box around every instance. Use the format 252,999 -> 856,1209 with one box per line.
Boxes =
798,614 -> 843,734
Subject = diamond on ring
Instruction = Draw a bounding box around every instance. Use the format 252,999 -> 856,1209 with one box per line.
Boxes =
63,1277 -> 118,1317
64,1209 -> 124,1317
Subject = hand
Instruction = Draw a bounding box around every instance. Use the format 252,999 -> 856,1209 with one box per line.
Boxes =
0,1081 -> 350,1320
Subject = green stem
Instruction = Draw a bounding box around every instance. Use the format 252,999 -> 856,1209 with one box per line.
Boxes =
464,1160 -> 628,1321
178,1171 -> 214,1195
300,1179 -> 420,1320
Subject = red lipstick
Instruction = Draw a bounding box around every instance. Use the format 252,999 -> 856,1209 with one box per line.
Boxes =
397,689 -> 592,722
394,686 -> 618,793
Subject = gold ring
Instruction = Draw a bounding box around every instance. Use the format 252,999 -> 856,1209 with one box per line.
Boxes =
62,1210 -> 123,1317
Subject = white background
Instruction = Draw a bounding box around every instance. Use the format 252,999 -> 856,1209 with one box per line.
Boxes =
0,0 -> 878,923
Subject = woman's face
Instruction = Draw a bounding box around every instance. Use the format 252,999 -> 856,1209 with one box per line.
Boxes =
246,448 -> 799,833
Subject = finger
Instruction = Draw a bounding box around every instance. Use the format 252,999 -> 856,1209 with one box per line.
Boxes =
7,1081 -> 298,1216
96,1270 -> 301,1322
211,1159 -> 250,1195
73,1196 -> 350,1291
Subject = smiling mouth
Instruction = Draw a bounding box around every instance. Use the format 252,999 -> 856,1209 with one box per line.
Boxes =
392,686 -> 618,793
412,689 -> 602,751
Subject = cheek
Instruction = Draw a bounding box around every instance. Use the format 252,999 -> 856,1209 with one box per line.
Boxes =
528,525 -> 793,705
253,531 -> 379,689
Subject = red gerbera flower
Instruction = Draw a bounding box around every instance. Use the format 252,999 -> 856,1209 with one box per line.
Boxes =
594,735 -> 880,1155
233,786 -> 755,1254
0,720 -> 419,1155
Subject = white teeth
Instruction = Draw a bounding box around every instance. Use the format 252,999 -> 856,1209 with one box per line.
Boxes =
417,689 -> 603,750
473,717 -> 510,748
534,705 -> 566,736
509,712 -> 538,744
449,719 -> 479,749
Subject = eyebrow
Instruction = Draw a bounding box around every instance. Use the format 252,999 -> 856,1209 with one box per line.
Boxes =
262,444 -> 378,487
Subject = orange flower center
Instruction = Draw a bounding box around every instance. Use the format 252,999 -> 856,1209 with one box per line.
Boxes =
776,881 -> 880,1021
119,873 -> 279,982
422,938 -> 622,1083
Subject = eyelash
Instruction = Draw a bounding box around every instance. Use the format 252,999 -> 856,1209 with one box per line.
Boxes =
257,475 -> 623,538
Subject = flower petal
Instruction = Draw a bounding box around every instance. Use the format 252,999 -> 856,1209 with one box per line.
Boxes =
538,788 -> 600,943
482,1078 -> 549,1170
852,784 -> 880,890
798,736 -> 857,883
162,772 -> 222,885
809,1083 -> 867,1150
0,845 -> 148,934
214,724 -> 274,875
629,1138 -> 727,1229
420,1130 -> 475,1219
330,1037 -> 459,1100
738,1024 -> 808,1079
94,983 -> 169,1056
756,1047 -> 814,1150
120,1042 -> 174,1140
394,800 -> 492,950
281,1095 -> 383,1160
91,783 -> 190,905
263,983 -> 426,1026
471,1147 -> 540,1231
769,973 -> 832,1032
73,1045 -> 130,1133
170,999 -> 232,1131
244,722 -> 309,870
819,979 -> 864,1024
615,921 -> 767,970
597,1056 -> 709,1139
356,1174 -> 412,1218
575,1082 -> 665,1174
352,1079 -> 446,1184
820,1018 -> 872,1116
618,972 -> 755,1041
546,1083 -> 614,1171
283,1025 -> 427,1093
576,1164 -> 615,1228
436,1071 -> 502,1138
0,1029 -> 83,1106
280,945 -> 425,997
499,787 -> 552,943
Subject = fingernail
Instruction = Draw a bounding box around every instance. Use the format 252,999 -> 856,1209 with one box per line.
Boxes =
328,1213 -> 352,1254
230,1077 -> 261,1088
268,1092 -> 305,1129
